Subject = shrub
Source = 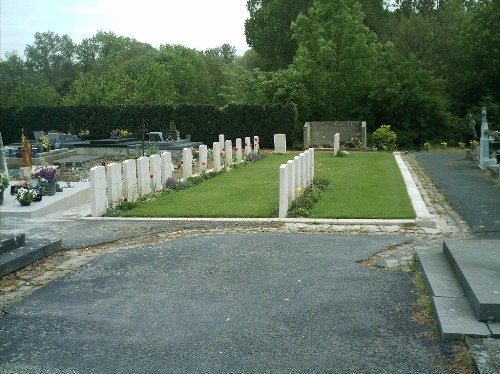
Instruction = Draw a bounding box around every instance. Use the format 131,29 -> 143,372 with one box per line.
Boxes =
343,137 -> 361,149
372,125 -> 397,152
423,142 -> 432,151
440,142 -> 448,149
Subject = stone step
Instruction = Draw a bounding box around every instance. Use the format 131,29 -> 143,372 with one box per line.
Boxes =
0,234 -> 25,255
0,239 -> 63,278
443,240 -> 500,322
417,248 -> 492,340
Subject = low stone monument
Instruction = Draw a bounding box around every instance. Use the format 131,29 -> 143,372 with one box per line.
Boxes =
274,134 -> 287,154
333,133 -> 340,156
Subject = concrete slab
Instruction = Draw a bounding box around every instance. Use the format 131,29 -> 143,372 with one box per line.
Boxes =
0,239 -> 62,277
417,249 -> 464,297
444,240 -> 500,321
0,182 -> 90,219
432,296 -> 491,340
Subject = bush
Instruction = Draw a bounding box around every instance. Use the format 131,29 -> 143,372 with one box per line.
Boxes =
372,125 -> 397,152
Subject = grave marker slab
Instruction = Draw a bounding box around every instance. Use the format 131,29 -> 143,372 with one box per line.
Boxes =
183,148 -> 193,180
161,151 -> 173,183
236,138 -> 243,163
225,140 -> 233,167
136,156 -> 150,196
106,162 -> 123,208
279,164 -> 288,218
245,137 -> 251,156
333,133 -> 340,156
149,154 -> 162,192
122,159 -> 138,202
90,165 -> 107,217
213,142 -> 221,172
274,134 -> 287,154
199,145 -> 208,172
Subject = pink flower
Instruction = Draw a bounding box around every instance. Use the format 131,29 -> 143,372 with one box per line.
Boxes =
202,161 -> 206,166
177,162 -> 182,169
149,173 -> 154,179
123,196 -> 128,202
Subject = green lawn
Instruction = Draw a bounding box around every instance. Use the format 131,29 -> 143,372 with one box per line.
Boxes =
121,153 -> 297,218
119,151 -> 415,219
310,152 -> 415,218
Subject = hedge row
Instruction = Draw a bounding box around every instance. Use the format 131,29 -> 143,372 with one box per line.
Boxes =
0,104 -> 299,148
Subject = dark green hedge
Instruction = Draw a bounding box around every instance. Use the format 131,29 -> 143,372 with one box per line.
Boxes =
0,104 -> 298,148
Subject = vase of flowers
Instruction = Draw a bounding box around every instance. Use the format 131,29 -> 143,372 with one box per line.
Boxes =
16,181 -> 36,206
0,173 -> 9,205
33,166 -> 58,196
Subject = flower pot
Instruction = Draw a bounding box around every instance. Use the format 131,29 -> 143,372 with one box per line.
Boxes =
42,180 -> 56,196
19,200 -> 32,206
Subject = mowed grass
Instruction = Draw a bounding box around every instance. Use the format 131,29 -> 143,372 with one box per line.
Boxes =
120,151 -> 415,218
121,153 -> 298,218
310,151 -> 415,218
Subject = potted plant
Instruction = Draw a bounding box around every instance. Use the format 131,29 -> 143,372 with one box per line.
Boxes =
33,166 -> 58,196
0,173 -> 9,205
15,181 -> 36,206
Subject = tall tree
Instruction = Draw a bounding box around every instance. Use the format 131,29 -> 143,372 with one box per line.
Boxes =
290,0 -> 380,119
24,31 -> 78,95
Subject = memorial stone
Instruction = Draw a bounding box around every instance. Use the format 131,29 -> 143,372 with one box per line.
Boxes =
183,148 -> 193,180
161,151 -> 174,184
122,159 -> 138,202
149,154 -> 162,192
199,145 -> 208,172
274,134 -> 287,154
106,163 -> 123,208
90,165 -> 107,217
333,133 -> 340,156
245,137 -> 251,156
235,139 -> 243,163
136,156 -> 150,196
213,142 -> 221,172
225,140 -> 233,167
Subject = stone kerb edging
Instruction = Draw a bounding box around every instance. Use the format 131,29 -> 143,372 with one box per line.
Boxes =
279,148 -> 315,218
393,152 -> 436,228
90,134 -> 261,217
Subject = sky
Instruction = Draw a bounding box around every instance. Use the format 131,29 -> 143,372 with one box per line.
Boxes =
0,0 -> 251,58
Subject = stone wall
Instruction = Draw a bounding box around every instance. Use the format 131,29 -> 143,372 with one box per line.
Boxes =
303,121 -> 367,149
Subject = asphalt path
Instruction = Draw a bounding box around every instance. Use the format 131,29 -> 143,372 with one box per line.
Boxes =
415,151 -> 500,239
0,233 -> 454,373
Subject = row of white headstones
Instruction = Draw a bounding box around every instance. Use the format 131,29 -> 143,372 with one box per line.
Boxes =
278,148 -> 315,218
89,135 -> 260,217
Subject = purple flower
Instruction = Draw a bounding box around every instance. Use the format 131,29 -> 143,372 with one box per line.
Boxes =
33,166 -> 57,181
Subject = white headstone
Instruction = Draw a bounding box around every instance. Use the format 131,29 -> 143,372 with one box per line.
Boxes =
235,138 -> 243,163
122,159 -> 138,202
333,132 -> 340,156
287,159 -> 295,202
294,156 -> 301,195
161,151 -> 173,184
279,164 -> 288,218
309,148 -> 315,180
299,153 -> 307,188
183,148 -> 193,180
149,154 -> 162,192
199,145 -> 208,172
254,136 -> 260,153
106,163 -> 122,208
136,156 -> 150,196
274,134 -> 287,154
90,165 -> 107,217
219,134 -> 225,148
245,137 -> 251,156
213,142 -> 221,172
225,140 -> 233,167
